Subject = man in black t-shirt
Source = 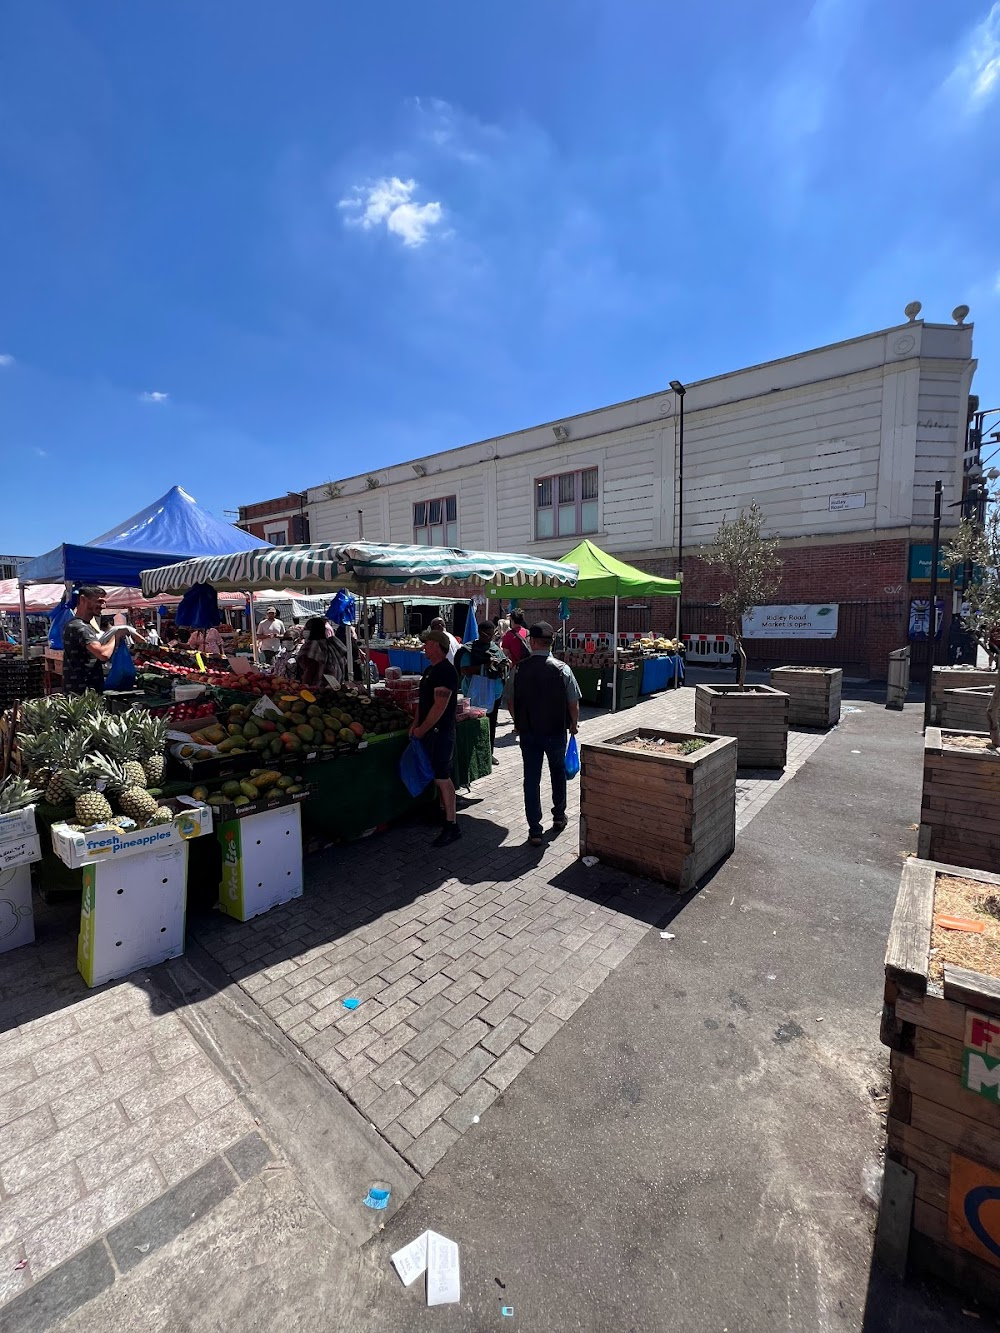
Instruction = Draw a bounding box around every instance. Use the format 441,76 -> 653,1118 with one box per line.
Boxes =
411,629 -> 461,846
61,586 -> 129,695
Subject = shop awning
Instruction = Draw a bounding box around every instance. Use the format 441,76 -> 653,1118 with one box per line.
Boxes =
21,486 -> 269,587
501,539 -> 680,600
0,580 -> 247,613
141,542 -> 580,598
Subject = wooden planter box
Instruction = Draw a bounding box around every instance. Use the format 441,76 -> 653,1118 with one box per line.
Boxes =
769,666 -> 842,727
931,668 -> 997,725
694,683 -> 789,769
939,686 -> 995,734
880,858 -> 1000,1306
919,728 -> 1000,873
579,729 -> 736,889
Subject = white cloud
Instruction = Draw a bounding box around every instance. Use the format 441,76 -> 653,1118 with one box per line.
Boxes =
140,390 -> 169,404
34,448 -> 47,458
948,2 -> 1000,109
0,353 -> 13,367
338,177 -> 443,248
411,98 -> 498,164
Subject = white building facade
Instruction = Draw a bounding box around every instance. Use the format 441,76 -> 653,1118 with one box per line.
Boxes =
301,314 -> 977,677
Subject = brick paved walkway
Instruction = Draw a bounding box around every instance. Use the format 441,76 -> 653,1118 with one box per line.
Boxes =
0,683 -> 830,1315
0,961 -> 262,1308
193,686 -> 830,1176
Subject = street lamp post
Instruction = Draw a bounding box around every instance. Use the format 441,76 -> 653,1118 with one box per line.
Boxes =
922,480 -> 943,730
670,380 -> 686,690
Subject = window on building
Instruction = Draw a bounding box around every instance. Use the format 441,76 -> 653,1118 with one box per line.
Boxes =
535,467 -> 598,539
413,496 -> 458,546
266,526 -> 288,545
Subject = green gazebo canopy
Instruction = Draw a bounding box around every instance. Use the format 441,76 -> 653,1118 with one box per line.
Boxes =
507,540 -> 680,600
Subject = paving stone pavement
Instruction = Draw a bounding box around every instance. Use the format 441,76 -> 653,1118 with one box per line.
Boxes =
192,684 -> 831,1176
0,945 -> 259,1311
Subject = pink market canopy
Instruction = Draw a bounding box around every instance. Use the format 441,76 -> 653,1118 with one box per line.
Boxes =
0,580 -> 247,613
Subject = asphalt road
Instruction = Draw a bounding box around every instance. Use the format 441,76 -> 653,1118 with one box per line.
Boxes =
355,700 -> 994,1332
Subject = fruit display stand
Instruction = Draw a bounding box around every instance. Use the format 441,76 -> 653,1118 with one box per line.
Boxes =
0,805 -> 42,955
49,802 -> 213,987
218,796 -> 306,922
300,716 -> 492,843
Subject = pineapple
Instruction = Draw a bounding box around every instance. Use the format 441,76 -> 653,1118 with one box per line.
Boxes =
63,765 -> 114,828
17,730 -> 60,787
83,716 -> 147,790
0,775 -> 41,814
148,807 -> 174,826
44,730 -> 94,806
86,756 -> 158,823
52,692 -> 104,729
135,714 -> 168,786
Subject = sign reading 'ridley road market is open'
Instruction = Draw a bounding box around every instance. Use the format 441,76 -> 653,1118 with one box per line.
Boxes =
741,604 -> 839,640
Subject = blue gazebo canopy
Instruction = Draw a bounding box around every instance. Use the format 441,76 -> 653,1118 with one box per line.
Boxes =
22,486 -> 268,587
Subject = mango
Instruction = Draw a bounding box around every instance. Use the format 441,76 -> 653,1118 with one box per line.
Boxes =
253,770 -> 281,790
295,724 -> 315,742
269,737 -> 283,757
275,775 -> 294,790
232,795 -> 250,808
257,719 -> 276,733
239,781 -> 260,800
244,721 -> 260,739
323,729 -> 338,745
250,736 -> 271,752
222,781 -> 243,798
227,723 -> 244,737
338,728 -> 355,744
192,786 -> 209,802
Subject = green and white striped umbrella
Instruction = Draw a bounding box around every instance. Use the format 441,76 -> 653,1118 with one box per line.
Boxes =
141,542 -> 579,597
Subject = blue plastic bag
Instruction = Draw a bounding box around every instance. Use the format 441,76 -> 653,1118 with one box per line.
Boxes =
400,738 -> 434,797
467,674 -> 501,712
105,638 -> 136,691
565,735 -> 580,779
48,598 -> 75,650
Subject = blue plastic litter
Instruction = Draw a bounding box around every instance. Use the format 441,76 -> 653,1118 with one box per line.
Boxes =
342,997 -> 361,1010
363,1186 -> 391,1210
501,1307 -> 514,1317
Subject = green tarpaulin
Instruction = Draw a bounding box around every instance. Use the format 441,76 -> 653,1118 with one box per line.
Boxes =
495,540 -> 679,601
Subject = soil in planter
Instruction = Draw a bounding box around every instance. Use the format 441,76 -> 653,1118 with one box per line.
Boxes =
944,734 -> 1000,753
617,736 -> 708,756
930,873 -> 1000,983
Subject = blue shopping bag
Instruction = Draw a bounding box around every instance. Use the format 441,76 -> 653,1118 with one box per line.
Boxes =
400,738 -> 434,797
105,638 -> 136,691
565,735 -> 580,779
48,600 -> 75,650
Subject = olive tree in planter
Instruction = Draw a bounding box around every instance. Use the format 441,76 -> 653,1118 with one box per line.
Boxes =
943,497 -> 1000,747
694,503 -> 790,768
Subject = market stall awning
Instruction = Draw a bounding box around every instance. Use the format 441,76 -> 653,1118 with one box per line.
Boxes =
503,539 -> 680,600
0,579 -> 246,613
141,542 -> 580,598
21,486 -> 269,587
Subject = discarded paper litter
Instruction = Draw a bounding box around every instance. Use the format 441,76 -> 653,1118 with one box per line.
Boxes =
391,1230 -> 460,1306
581,855 -> 599,867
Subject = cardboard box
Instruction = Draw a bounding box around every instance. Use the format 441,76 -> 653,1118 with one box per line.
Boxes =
0,864 -> 34,955
51,803 -> 213,870
78,843 -> 188,987
207,786 -> 310,823
218,802 -> 304,922
0,834 -> 41,870
0,805 -> 37,844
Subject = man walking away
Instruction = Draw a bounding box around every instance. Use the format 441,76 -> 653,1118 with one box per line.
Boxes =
512,621 -> 581,847
411,629 -> 461,846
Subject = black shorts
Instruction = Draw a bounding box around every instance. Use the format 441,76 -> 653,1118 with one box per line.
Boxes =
425,726 -> 456,780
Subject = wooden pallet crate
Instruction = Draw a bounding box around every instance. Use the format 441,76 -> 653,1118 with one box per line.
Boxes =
693,683 -> 789,769
880,858 -> 1000,1307
579,729 -> 736,890
769,666 -> 842,728
919,728 -> 1000,873
930,668 -> 997,725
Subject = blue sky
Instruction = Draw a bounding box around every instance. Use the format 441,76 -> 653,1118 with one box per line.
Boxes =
1,0 -> 999,555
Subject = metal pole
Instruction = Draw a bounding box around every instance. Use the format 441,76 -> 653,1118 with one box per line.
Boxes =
611,595 -> 619,712
922,480 -> 943,729
361,591 -> 371,695
249,592 -> 258,663
674,593 -> 681,689
18,581 -> 28,662
676,392 -> 685,580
